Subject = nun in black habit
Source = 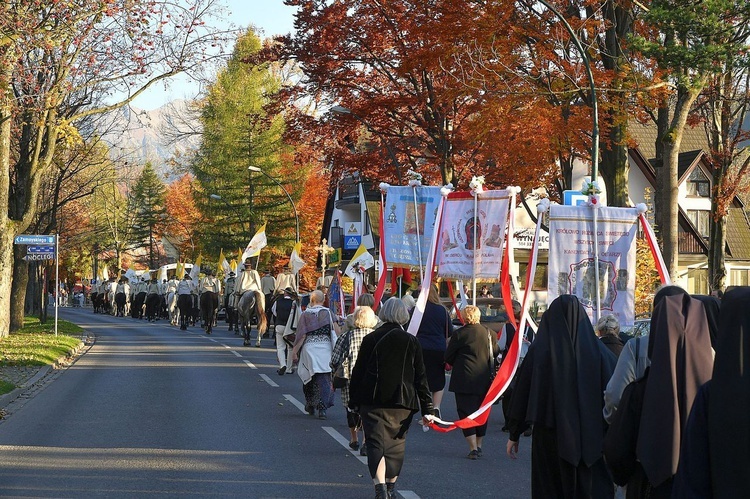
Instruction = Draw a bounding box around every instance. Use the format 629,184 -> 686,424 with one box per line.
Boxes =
603,292 -> 713,499
672,286 -> 750,498
505,294 -> 617,499
691,294 -> 720,349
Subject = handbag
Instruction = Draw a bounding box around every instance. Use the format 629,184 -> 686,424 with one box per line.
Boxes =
333,365 -> 348,389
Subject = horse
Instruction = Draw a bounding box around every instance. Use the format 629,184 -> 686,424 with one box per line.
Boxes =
167,291 -> 179,325
131,291 -> 146,319
114,292 -> 127,317
177,293 -> 193,330
237,290 -> 267,347
199,291 -> 219,335
145,293 -> 161,322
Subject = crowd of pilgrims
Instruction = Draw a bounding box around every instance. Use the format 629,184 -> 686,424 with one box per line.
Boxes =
284,284 -> 747,499
89,269 -> 747,499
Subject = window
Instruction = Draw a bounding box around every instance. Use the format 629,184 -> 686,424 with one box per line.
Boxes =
686,168 -> 711,197
730,269 -> 750,286
687,268 -> 709,294
519,263 -> 548,291
686,210 -> 710,237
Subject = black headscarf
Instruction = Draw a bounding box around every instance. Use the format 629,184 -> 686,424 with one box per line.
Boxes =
709,287 -> 750,496
521,295 -> 616,467
691,294 -> 720,348
637,293 -> 714,487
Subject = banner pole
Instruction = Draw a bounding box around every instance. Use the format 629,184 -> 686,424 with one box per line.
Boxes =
472,192 -> 478,306
592,207 -> 601,323
412,187 -> 424,284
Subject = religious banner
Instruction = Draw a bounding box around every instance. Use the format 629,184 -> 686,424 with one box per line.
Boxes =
547,205 -> 639,327
382,185 -> 442,267
435,190 -> 511,281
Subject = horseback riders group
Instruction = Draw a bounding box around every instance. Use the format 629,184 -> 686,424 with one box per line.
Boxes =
87,258 -> 269,345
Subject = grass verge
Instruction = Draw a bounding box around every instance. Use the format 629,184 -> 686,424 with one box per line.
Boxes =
1,316 -> 83,368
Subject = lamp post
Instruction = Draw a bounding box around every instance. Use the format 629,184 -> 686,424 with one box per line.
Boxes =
526,0 -> 599,181
331,105 -> 403,183
247,166 -> 300,244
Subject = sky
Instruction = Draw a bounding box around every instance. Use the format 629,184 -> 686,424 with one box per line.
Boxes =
132,0 -> 297,110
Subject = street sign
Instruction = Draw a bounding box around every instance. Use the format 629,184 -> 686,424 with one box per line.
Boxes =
28,245 -> 56,254
344,235 -> 361,250
23,253 -> 55,261
15,234 -> 55,245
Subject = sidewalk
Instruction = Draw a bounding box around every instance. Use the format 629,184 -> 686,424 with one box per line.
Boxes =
0,338 -> 91,411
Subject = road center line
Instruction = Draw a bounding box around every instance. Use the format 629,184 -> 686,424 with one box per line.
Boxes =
243,360 -> 257,370
283,394 -> 307,413
322,426 -> 368,464
230,350 -> 242,358
259,374 -> 279,387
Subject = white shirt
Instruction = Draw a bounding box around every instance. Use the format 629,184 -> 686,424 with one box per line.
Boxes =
177,279 -> 195,295
236,267 -> 262,294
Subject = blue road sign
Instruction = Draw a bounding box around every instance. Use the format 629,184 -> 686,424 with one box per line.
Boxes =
14,234 -> 55,245
344,235 -> 361,250
28,245 -> 56,254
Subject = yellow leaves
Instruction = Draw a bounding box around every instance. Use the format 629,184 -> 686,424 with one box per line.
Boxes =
56,118 -> 83,148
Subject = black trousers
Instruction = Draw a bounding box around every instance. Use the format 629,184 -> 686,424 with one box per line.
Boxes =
455,392 -> 488,438
360,406 -> 415,480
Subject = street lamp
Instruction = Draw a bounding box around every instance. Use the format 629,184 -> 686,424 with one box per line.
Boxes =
331,105 -> 403,183
247,166 -> 300,244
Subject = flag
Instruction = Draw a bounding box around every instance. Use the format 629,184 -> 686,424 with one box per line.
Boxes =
218,248 -> 230,276
190,254 -> 202,284
241,223 -> 267,262
344,243 -> 374,279
289,241 -> 305,274
157,265 -> 168,283
176,262 -> 184,279
230,259 -> 237,272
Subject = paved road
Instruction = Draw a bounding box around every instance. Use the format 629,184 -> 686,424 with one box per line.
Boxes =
0,308 -> 532,498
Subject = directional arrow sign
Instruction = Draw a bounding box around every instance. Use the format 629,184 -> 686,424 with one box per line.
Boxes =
15,234 -> 55,245
23,253 -> 55,261
28,245 -> 56,254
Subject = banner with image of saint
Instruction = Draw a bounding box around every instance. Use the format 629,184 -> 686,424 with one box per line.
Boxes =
547,205 -> 639,327
435,190 -> 511,281
382,186 -> 442,267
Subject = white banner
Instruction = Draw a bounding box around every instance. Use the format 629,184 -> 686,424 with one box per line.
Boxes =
547,205 -> 639,327
435,190 -> 511,281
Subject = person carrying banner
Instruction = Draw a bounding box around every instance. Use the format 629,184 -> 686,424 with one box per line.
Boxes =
506,295 -> 617,499
415,285 -> 451,416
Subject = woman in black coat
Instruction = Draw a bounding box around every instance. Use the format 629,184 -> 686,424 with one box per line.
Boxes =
349,297 -> 436,499
445,305 -> 501,459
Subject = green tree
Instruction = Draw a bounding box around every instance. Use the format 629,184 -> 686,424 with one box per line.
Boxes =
632,0 -> 750,277
131,163 -> 167,270
193,28 -> 302,260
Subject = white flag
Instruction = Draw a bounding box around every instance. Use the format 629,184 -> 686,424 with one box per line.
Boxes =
289,241 -> 305,274
240,223 -> 267,262
344,243 -> 375,279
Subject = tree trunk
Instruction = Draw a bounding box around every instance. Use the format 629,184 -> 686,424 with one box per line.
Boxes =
599,119 -> 630,207
10,244 -> 29,331
654,136 -> 680,277
707,209 -> 727,292
0,61 -> 14,338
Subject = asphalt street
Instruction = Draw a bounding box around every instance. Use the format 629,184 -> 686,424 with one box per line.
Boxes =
0,307 -> 532,498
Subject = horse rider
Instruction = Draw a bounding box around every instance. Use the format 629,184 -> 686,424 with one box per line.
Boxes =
235,258 -> 264,306
199,268 -> 222,331
224,271 -> 238,333
261,269 -> 276,336
146,276 -> 161,322
176,274 -> 195,330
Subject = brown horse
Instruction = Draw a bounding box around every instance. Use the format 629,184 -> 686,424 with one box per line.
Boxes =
237,290 -> 267,346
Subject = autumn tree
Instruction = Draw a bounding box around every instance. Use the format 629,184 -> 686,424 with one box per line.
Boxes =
163,174 -> 200,262
0,0 -> 234,337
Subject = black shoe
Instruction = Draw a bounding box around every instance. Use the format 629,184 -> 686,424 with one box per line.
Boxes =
386,482 -> 397,499
467,450 -> 479,460
277,366 -> 286,376
318,409 -> 327,420
477,447 -> 483,457
375,483 -> 388,499
360,442 -> 367,456
349,441 -> 359,451
305,405 -> 315,415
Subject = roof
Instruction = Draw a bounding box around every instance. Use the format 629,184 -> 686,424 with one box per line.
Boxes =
726,208 -> 750,259
628,121 -> 709,161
